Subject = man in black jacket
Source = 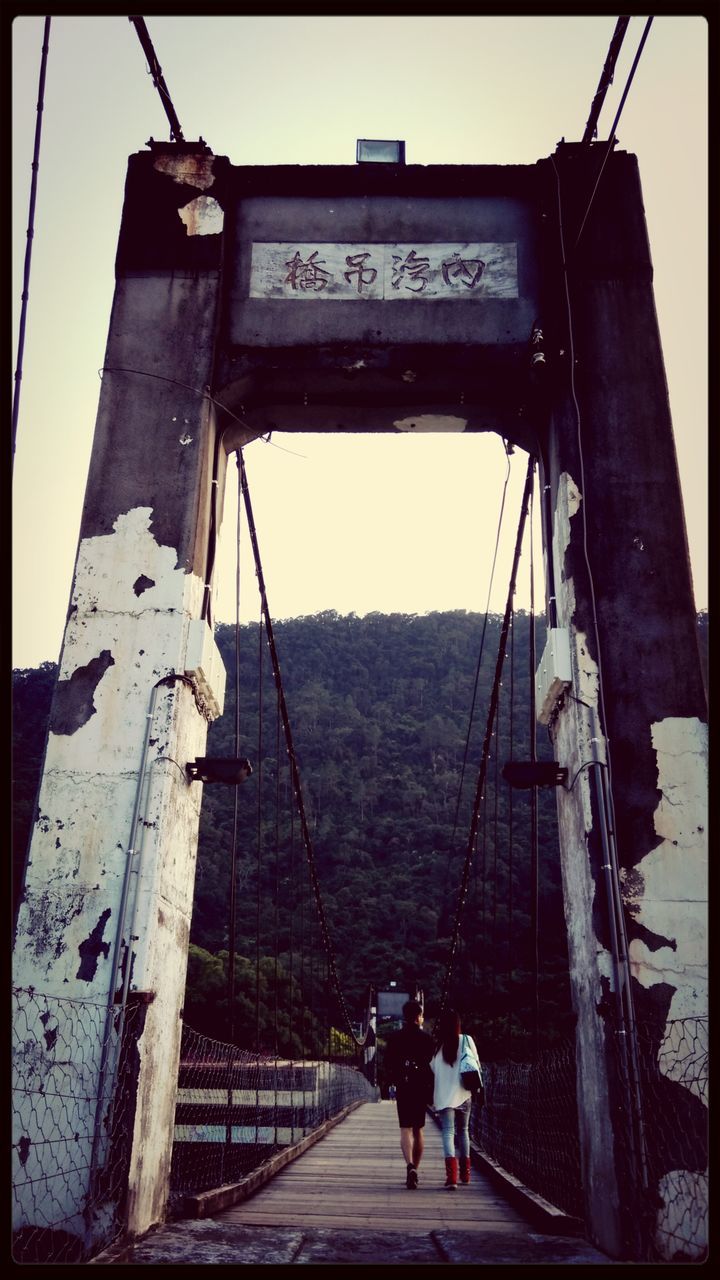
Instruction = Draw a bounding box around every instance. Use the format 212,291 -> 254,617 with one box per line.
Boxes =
384,999 -> 434,1189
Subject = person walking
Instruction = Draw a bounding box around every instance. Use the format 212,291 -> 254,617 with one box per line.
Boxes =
384,999 -> 434,1189
430,1008 -> 482,1189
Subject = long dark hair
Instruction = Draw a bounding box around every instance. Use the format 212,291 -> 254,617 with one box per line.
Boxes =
438,1008 -> 462,1066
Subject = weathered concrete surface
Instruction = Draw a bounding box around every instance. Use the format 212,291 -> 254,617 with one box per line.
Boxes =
537,144 -> 708,1259
12,145 -> 229,1255
94,1220 -> 612,1265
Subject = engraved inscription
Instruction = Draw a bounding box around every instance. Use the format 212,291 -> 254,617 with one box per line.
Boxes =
249,243 -> 518,300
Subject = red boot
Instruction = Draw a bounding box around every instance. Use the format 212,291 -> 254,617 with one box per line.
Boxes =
459,1157 -> 471,1184
444,1156 -> 458,1189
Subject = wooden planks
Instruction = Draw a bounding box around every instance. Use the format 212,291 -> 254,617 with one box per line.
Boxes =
218,1100 -> 531,1236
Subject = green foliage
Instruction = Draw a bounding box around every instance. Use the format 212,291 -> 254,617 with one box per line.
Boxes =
193,609 -> 576,1053
183,944 -> 329,1058
13,611 -> 708,1060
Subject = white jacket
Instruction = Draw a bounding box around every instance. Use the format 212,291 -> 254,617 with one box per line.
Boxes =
431,1034 -> 481,1111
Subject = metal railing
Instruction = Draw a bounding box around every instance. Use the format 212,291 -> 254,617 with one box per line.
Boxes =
13,985 -> 706,1265
473,1037 -> 583,1217
472,1017 -> 708,1262
12,986 -> 145,1264
170,1021 -> 378,1206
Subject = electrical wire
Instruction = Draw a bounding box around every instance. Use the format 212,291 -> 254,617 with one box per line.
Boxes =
98,366 -> 308,458
550,155 -> 620,827
98,363 -> 306,627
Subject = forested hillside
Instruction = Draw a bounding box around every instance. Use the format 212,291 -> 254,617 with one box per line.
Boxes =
12,610 -> 708,1061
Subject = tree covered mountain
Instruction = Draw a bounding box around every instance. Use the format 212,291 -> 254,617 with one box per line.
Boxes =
12,610 -> 708,1061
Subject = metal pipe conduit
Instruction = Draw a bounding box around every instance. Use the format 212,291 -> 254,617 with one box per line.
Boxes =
589,711 -> 649,1208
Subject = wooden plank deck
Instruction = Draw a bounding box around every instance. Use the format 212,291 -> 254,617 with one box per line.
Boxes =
217,1100 -> 531,1236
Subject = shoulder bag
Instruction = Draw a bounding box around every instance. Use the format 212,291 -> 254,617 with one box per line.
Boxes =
459,1034 -> 485,1104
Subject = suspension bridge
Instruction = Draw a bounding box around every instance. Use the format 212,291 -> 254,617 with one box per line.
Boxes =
12,16 -> 707,1269
12,442 -> 707,1266
93,1101 -> 611,1266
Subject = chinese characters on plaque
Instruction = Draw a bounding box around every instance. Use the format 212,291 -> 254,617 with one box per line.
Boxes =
249,243 -> 518,300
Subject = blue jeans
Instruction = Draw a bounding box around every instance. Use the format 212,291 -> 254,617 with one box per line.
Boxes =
440,1099 -> 471,1158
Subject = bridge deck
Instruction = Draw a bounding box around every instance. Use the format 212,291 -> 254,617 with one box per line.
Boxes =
100,1101 -> 611,1263
218,1099 -> 538,1234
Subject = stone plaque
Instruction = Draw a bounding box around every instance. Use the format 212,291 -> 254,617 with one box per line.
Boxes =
249,242 -> 518,301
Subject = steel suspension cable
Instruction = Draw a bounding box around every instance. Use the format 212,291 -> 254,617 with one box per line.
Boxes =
441,440 -> 513,919
574,17 -> 654,251
438,454 -> 536,1021
255,602 -> 264,1056
288,799 -> 296,1052
582,16 -> 631,144
227,456 -> 244,1046
491,696 -> 500,1032
12,16 -> 51,471
128,16 -> 185,142
529,480 -> 539,1057
274,687 -> 281,1060
507,602 -> 515,1048
237,449 -> 367,1048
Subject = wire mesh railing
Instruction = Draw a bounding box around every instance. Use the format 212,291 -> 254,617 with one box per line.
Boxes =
170,1020 -> 379,1208
473,1036 -> 584,1218
471,1017 -> 708,1261
13,981 -> 706,1264
634,1016 -> 708,1263
11,985 -> 146,1264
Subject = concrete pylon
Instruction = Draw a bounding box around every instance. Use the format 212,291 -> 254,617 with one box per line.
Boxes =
12,145 -> 230,1256
536,145 -> 707,1261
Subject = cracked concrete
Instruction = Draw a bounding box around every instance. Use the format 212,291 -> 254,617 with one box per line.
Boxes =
95,1221 -> 613,1266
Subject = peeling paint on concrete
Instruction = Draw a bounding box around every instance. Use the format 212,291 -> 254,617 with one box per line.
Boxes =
178,196 -> 224,237
20,888 -> 85,970
548,466 -> 625,1256
393,414 -> 468,432
76,908 -> 112,981
552,471 -> 582,626
51,650 -> 115,736
627,717 -> 708,1022
153,153 -> 216,191
72,507 -> 195,618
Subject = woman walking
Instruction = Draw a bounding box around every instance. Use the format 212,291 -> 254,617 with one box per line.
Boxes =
430,1008 -> 482,1189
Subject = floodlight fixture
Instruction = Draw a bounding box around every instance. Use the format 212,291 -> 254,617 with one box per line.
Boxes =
356,138 -> 406,165
502,761 -> 568,789
186,757 -> 253,785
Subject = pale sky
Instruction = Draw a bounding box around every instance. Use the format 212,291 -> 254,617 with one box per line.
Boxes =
12,15 -> 708,669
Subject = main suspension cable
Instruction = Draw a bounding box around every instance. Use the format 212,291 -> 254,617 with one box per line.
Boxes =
128,16 -> 185,142
574,16 -> 654,251
582,16 -> 631,144
529,478 -> 540,1057
12,16 -> 51,472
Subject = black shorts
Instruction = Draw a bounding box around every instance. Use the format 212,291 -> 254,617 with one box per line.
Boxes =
396,1091 -> 428,1129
